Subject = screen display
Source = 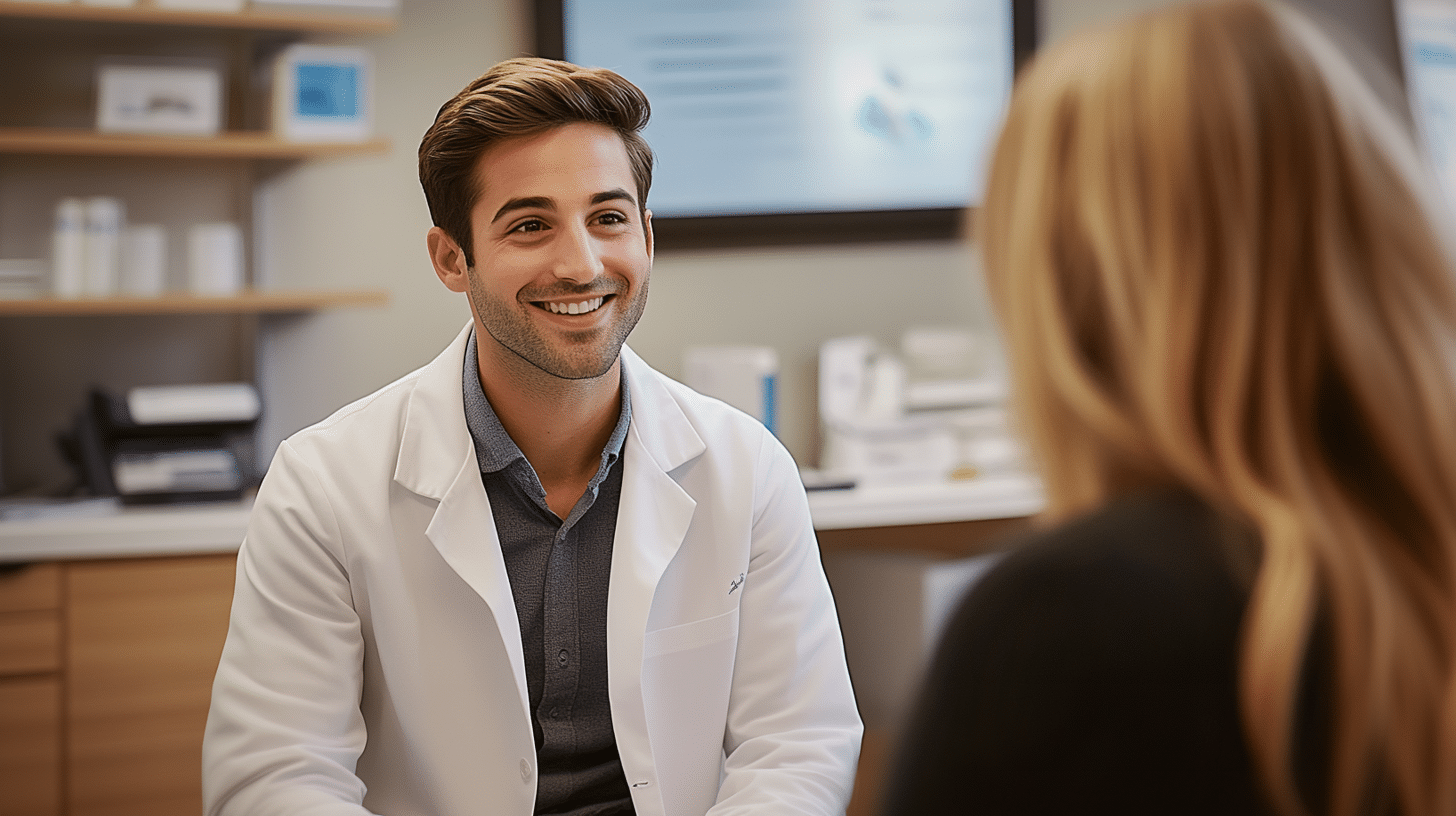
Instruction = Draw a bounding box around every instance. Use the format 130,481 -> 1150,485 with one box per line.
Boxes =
1400,0 -> 1456,223
557,0 -> 1016,220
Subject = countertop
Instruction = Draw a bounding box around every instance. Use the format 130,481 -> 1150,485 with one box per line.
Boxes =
0,498 -> 254,563
806,473 -> 1043,530
0,473 -> 1044,563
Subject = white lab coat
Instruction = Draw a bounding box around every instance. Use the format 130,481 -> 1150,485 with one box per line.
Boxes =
203,323 -> 862,816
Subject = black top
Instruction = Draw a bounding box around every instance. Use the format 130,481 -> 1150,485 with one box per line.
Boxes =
879,489 -> 1330,816
462,329 -> 635,816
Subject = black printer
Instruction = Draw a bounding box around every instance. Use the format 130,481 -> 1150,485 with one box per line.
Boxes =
61,383 -> 261,505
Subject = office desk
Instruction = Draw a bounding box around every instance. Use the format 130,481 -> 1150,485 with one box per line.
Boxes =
810,472 -> 1042,557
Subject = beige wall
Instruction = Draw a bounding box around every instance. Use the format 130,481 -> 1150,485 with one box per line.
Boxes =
252,0 -> 1195,466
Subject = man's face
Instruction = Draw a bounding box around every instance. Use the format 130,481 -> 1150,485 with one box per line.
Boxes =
432,122 -> 652,382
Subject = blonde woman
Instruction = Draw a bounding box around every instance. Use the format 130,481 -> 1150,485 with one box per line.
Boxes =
880,1 -> 1456,814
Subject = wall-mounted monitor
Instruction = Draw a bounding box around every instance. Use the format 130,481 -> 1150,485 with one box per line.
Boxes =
535,0 -> 1036,248
1398,0 -> 1456,227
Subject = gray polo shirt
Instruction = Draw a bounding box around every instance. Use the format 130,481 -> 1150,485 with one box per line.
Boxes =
462,329 -> 635,816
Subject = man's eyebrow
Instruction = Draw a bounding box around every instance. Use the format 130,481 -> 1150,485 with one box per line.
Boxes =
492,196 -> 554,224
592,188 -> 636,207
491,189 -> 636,224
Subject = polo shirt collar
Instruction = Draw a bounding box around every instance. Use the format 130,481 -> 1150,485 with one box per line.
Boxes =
461,327 -> 631,477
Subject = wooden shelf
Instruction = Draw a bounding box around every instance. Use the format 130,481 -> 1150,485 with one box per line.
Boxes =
0,0 -> 397,33
0,289 -> 389,315
0,127 -> 390,159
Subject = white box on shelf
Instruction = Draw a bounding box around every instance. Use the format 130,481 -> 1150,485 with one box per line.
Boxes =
682,345 -> 779,433
154,0 -> 245,10
272,44 -> 373,142
0,259 -> 46,300
252,0 -> 397,8
250,0 -> 397,13
96,59 -> 224,136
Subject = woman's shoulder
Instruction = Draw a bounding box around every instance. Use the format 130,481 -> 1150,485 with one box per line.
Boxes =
988,489 -> 1247,609
950,489 -> 1252,682
885,489 -> 1266,815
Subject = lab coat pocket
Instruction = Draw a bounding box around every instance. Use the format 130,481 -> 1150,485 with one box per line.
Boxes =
643,606 -> 740,658
641,607 -> 740,816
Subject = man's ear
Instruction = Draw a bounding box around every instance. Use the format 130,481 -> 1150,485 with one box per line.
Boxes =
643,209 -> 654,260
427,226 -> 470,293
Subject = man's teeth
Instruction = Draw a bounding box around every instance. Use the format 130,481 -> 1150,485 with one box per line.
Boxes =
545,297 -> 604,315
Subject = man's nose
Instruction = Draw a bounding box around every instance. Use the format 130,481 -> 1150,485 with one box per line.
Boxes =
552,223 -> 605,283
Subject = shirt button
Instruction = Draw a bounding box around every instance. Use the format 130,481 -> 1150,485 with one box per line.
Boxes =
558,649 -> 569,667
519,758 -> 531,781
549,707 -> 560,719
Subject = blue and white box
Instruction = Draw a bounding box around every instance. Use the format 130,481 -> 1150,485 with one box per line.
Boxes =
273,44 -> 373,142
683,345 -> 780,434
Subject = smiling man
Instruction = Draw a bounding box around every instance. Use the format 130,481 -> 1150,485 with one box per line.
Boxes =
202,59 -> 862,816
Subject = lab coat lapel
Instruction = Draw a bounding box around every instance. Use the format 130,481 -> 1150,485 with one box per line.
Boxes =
395,323 -> 530,718
424,459 -> 530,717
609,347 -> 704,796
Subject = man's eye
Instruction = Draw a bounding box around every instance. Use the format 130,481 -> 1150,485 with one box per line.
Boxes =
511,219 -> 547,234
596,212 -> 627,226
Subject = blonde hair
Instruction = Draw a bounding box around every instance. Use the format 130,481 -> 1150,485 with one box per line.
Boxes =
979,1 -> 1456,813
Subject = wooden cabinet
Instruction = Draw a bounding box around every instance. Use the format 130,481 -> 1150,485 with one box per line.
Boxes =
67,555 -> 237,816
0,679 -> 63,816
0,563 -> 63,816
0,554 -> 236,816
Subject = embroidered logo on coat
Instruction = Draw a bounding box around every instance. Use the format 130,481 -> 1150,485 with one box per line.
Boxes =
728,573 -> 745,595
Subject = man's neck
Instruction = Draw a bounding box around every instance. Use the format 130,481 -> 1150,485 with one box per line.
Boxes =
475,345 -> 623,518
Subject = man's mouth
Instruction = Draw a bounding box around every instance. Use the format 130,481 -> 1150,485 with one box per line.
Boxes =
540,296 -> 606,315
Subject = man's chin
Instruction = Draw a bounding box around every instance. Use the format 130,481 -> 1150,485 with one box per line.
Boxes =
516,345 -> 621,382
541,360 -> 617,381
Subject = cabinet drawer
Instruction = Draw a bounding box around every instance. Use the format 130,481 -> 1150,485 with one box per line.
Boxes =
68,554 -> 237,816
0,676 -> 62,816
0,611 -> 62,676
0,563 -> 61,613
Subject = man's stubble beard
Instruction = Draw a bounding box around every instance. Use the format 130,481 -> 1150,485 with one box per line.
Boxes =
470,273 -> 649,382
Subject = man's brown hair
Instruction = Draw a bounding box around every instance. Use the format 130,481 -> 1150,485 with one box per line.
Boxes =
418,57 -> 653,268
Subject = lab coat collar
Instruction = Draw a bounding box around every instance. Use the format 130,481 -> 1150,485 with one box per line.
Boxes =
394,322 -> 475,501
619,344 -> 706,474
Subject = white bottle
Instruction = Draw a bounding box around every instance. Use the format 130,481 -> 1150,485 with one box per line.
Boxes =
51,198 -> 86,299
83,197 -> 124,297
187,222 -> 243,296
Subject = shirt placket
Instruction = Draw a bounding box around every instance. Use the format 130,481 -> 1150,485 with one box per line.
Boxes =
538,510 -> 583,761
